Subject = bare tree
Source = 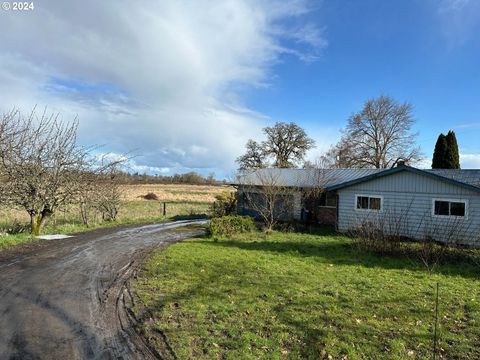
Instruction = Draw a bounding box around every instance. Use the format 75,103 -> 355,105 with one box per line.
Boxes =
323,96 -> 421,168
237,122 -> 315,169
262,122 -> 315,168
77,170 -> 98,226
0,109 -> 95,235
318,142 -> 356,168
0,109 -> 26,203
236,140 -> 265,170
0,108 -> 127,235
238,170 -> 296,232
76,155 -> 125,225
94,164 -> 122,222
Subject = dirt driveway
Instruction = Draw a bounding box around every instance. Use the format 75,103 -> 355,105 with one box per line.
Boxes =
0,220 -> 206,359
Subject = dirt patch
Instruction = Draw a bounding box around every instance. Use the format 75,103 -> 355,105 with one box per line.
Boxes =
0,220 -> 206,359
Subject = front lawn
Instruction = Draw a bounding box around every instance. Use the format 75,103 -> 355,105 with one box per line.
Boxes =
134,230 -> 480,359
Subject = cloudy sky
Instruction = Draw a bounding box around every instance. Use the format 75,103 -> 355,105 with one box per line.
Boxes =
1,0 -> 479,177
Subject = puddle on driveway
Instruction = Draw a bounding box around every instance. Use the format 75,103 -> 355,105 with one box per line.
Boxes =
36,234 -> 74,240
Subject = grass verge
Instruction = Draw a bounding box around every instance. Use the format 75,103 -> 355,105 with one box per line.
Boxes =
0,200 -> 211,251
134,229 -> 480,359
0,233 -> 33,251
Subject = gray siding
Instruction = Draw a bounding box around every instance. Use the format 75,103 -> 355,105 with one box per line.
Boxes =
337,171 -> 480,246
237,188 -> 302,221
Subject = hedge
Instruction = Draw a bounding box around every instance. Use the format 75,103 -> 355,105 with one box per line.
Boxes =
209,216 -> 255,237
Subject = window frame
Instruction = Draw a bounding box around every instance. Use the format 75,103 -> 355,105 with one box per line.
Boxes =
319,191 -> 337,208
354,194 -> 384,212
432,198 -> 468,219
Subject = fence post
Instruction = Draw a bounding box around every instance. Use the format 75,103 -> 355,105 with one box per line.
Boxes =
433,282 -> 439,360
163,202 -> 167,216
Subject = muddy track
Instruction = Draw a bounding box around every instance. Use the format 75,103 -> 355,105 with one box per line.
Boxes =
0,220 -> 206,359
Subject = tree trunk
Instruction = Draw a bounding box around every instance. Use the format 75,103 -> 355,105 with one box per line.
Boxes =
80,203 -> 90,226
30,214 -> 42,236
30,212 -> 50,236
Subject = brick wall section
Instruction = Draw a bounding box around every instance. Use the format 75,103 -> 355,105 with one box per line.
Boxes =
318,207 -> 336,225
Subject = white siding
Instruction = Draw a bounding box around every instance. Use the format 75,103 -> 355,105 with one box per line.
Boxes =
337,171 -> 480,246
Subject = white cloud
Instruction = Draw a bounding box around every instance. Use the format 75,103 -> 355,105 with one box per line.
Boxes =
0,0 -> 325,177
416,153 -> 480,169
454,122 -> 480,129
460,153 -> 480,169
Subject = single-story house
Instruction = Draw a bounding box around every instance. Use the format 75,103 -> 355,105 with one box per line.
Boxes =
234,164 -> 480,247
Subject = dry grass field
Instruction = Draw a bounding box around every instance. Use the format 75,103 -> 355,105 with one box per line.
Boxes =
120,184 -> 232,203
0,184 -> 234,249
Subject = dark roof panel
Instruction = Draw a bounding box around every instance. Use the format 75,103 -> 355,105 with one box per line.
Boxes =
234,167 -> 480,193
234,168 -> 383,188
426,169 -> 480,188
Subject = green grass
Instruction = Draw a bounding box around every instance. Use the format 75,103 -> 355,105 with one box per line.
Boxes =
0,232 -> 33,250
0,200 -> 212,251
134,230 -> 480,359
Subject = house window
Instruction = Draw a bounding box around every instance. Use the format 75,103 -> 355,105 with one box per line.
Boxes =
356,195 -> 382,211
433,200 -> 466,217
319,192 -> 337,208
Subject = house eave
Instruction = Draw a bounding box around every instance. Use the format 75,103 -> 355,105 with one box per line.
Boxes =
326,166 -> 480,194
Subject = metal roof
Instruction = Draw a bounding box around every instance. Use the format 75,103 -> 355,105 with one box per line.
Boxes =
425,169 -> 480,188
234,167 -> 480,193
234,168 -> 383,188
326,166 -> 480,193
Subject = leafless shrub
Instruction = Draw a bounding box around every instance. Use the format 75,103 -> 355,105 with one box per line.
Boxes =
93,165 -> 122,222
350,221 -> 403,254
350,205 -> 480,272
414,214 -> 480,272
237,170 -> 296,232
349,206 -> 411,254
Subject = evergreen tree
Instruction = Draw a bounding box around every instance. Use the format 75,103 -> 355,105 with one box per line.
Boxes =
432,133 -> 448,169
432,131 -> 460,169
445,130 -> 460,169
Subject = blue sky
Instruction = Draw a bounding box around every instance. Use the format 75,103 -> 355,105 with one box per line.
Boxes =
0,0 -> 479,176
244,0 -> 480,166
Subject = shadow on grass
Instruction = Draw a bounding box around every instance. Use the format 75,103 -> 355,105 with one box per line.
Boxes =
170,214 -> 209,221
196,238 -> 480,279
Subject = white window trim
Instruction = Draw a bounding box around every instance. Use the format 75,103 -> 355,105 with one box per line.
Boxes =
432,198 -> 469,220
354,194 -> 384,212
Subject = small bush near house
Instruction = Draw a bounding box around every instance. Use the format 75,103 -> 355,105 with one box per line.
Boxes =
211,191 -> 237,217
142,192 -> 159,200
350,221 -> 403,254
209,215 -> 255,237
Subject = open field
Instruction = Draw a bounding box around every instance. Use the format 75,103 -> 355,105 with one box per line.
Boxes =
134,229 -> 480,360
120,184 -> 232,202
0,184 -> 232,250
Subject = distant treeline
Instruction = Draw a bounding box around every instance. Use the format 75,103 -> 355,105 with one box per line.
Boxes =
116,171 -> 226,185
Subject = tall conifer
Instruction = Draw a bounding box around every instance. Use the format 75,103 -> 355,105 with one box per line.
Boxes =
445,130 -> 460,169
432,134 -> 448,169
